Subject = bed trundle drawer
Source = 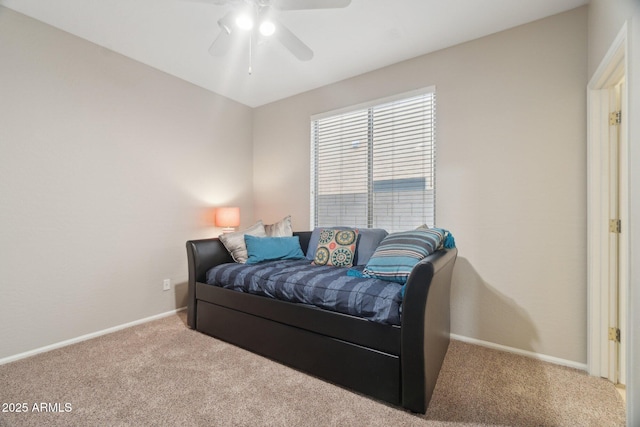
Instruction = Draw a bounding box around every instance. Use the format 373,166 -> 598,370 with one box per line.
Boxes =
196,300 -> 401,405
195,282 -> 401,355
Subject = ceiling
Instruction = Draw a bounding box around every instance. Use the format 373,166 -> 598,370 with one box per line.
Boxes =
0,0 -> 588,107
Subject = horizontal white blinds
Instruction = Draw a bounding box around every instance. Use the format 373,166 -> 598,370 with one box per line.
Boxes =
311,91 -> 435,233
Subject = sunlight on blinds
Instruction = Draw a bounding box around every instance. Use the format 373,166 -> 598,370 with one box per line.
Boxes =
311,89 -> 436,232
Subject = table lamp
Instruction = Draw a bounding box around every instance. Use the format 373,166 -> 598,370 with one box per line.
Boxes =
215,207 -> 240,233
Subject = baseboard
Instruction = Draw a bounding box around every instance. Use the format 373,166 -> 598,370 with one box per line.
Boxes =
450,333 -> 588,371
1,314 -> 588,371
0,307 -> 187,366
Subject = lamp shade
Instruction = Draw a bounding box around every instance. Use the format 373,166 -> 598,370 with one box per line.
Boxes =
215,207 -> 240,228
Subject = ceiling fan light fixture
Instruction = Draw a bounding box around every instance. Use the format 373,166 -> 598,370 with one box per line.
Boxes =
235,14 -> 254,31
218,21 -> 232,35
217,13 -> 234,35
259,20 -> 276,36
207,0 -> 352,63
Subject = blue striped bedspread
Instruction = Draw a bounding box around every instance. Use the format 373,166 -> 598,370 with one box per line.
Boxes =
205,259 -> 403,325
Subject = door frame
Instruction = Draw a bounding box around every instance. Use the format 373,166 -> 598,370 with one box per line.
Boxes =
587,23 -> 629,382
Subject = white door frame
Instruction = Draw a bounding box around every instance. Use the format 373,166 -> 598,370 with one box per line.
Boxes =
587,23 -> 629,382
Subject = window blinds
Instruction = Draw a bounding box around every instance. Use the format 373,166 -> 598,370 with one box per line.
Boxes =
311,89 -> 435,233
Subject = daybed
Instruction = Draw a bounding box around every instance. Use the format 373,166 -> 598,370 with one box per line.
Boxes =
186,230 -> 457,413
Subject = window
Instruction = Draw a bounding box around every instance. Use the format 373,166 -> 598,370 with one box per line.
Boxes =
311,88 -> 436,233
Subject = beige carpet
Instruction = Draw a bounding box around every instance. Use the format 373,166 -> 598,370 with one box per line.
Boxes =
0,311 -> 625,427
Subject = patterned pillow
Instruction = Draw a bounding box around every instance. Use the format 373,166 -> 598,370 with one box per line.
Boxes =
305,227 -> 386,265
312,228 -> 359,267
264,215 -> 293,237
218,221 -> 267,264
361,228 -> 446,284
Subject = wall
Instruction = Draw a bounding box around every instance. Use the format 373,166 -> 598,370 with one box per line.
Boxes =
588,0 -> 640,424
0,7 -> 254,360
253,8 -> 588,363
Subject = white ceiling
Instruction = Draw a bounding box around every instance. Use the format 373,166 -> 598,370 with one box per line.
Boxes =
0,0 -> 588,107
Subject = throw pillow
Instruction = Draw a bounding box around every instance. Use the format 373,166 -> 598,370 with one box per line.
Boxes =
218,221 -> 267,264
305,227 -> 387,265
244,235 -> 305,264
352,228 -> 388,265
264,215 -> 293,237
312,228 -> 359,267
361,228 -> 446,284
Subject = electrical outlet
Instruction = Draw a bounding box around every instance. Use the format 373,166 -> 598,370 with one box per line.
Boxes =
163,279 -> 171,291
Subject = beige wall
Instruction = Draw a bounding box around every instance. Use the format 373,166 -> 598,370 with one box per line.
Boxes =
0,7 -> 254,360
254,8 -> 588,363
588,0 -> 640,424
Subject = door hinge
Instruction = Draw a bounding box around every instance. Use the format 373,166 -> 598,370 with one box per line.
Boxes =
609,110 -> 622,125
609,219 -> 621,233
609,327 -> 621,343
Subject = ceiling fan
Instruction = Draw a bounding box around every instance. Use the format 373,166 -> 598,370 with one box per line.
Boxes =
206,0 -> 351,64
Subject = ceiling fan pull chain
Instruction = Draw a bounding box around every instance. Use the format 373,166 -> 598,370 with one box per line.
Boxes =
248,33 -> 253,75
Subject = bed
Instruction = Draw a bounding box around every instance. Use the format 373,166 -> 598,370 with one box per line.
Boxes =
186,230 -> 457,413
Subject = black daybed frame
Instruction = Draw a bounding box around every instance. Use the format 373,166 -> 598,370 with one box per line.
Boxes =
186,231 -> 457,413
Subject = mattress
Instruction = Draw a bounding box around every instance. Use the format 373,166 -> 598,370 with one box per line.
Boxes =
205,259 -> 403,325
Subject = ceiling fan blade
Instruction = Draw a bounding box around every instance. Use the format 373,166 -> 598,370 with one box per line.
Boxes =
208,31 -> 232,56
275,0 -> 351,11
208,13 -> 235,56
273,20 -> 313,61
181,0 -> 234,5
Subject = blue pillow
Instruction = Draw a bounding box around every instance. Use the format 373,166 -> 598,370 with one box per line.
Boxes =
244,235 -> 306,264
353,228 -> 388,265
361,228 -> 446,284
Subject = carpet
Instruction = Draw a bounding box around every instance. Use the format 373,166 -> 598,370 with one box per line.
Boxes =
0,311 -> 625,426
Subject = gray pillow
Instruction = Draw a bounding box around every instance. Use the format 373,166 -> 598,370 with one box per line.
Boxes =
219,221 -> 267,263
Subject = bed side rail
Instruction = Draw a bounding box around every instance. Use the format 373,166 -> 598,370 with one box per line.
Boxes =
401,247 -> 457,413
186,238 -> 232,328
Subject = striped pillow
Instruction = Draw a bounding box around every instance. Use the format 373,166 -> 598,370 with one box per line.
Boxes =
264,215 -> 293,237
218,221 -> 267,264
361,228 -> 446,284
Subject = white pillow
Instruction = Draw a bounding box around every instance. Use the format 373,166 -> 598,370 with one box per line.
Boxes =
219,221 -> 267,263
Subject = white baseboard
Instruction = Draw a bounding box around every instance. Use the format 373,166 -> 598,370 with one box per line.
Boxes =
450,333 -> 588,371
0,307 -> 186,366
1,313 -> 587,372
